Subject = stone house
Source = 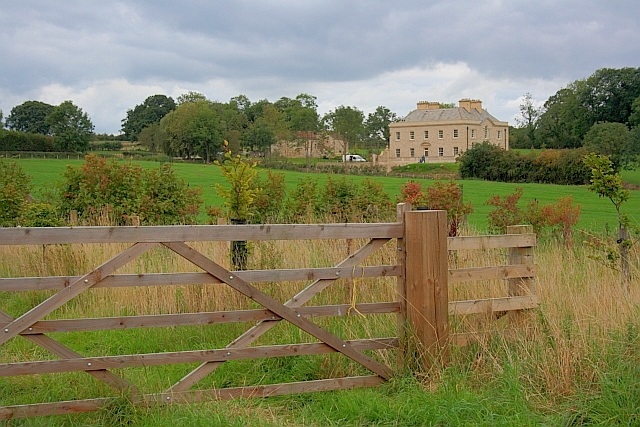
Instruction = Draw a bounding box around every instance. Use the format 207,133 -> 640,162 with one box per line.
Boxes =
380,99 -> 509,165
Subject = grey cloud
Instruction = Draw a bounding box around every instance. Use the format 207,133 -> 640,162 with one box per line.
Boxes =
1,0 -> 639,132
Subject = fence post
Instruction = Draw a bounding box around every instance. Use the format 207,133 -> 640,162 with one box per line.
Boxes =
507,225 -> 535,323
395,203 -> 411,368
404,210 -> 449,368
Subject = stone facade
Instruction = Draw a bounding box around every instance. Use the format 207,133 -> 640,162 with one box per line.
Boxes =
380,99 -> 509,166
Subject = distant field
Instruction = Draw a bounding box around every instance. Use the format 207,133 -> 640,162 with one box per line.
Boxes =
15,158 -> 640,232
621,168 -> 640,186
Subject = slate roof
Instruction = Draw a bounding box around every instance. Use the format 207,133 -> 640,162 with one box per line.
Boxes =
401,107 -> 502,123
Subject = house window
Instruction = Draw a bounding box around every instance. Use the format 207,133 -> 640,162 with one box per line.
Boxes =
438,130 -> 444,139
409,131 -> 414,140
453,147 -> 459,155
453,129 -> 459,138
424,130 -> 429,139
497,130 -> 502,139
471,129 -> 476,138
424,148 -> 429,157
395,132 -> 400,140
395,149 -> 401,158
484,126 -> 488,139
438,147 -> 443,157
410,148 -> 415,157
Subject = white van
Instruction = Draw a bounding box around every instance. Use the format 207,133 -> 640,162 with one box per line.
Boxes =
342,154 -> 366,162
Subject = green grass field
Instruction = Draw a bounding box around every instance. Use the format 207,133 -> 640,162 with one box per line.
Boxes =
14,157 -> 640,232
3,158 -> 640,425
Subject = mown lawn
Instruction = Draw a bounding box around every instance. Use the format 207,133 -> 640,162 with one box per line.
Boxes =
15,157 -> 640,232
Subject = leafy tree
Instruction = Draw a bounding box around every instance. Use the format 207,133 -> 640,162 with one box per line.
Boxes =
578,67 -> 640,126
243,119 -> 276,155
288,97 -> 320,160
6,101 -> 55,135
582,122 -> 632,171
261,104 -> 291,142
537,84 -> 588,149
137,122 -> 163,152
46,101 -> 94,152
121,94 -> 176,141
515,93 -> 543,147
322,106 -> 365,156
628,96 -> 640,128
583,153 -> 633,283
159,101 -> 224,161
0,160 -> 31,226
177,91 -> 207,105
365,106 -> 398,151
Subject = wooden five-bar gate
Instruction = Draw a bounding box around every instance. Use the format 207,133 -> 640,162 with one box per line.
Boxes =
0,206 -> 537,419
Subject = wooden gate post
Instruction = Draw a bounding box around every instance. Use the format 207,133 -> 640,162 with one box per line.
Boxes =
404,210 -> 449,368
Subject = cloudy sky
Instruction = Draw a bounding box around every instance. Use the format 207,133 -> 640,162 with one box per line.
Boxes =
1,0 -> 638,134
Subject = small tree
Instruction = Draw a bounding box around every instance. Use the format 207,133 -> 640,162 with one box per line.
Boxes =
215,152 -> 259,221
215,151 -> 260,270
583,153 -> 633,284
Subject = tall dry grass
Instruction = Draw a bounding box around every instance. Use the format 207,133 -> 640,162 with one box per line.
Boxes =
1,232 -> 639,402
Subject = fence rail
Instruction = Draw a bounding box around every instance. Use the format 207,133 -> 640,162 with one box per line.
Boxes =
0,208 -> 537,419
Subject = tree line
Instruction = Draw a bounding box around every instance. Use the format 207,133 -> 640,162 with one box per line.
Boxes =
512,67 -> 640,170
0,100 -> 93,152
123,92 -> 399,161
1,92 -> 398,159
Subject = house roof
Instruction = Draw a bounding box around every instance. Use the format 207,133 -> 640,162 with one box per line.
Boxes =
400,107 -> 503,124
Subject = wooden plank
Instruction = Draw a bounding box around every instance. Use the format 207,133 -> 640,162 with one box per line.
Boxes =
447,234 -> 536,251
2,302 -> 401,334
163,242 -> 394,380
168,238 -> 391,392
0,223 -> 403,245
404,210 -> 449,367
0,376 -> 383,420
507,225 -> 536,324
449,295 -> 539,316
0,311 -> 134,392
0,243 -> 157,345
448,264 -> 537,283
0,338 -> 398,377
0,265 -> 401,292
0,398 -> 112,420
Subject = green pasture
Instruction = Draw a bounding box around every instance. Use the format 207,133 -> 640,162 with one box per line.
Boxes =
14,158 -> 640,232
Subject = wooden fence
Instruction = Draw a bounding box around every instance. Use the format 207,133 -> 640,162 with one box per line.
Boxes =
0,207 -> 537,419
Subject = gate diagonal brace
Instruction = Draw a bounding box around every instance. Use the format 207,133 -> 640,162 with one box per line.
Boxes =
167,238 -> 391,392
0,242 -> 157,345
0,310 -> 135,392
162,241 -> 393,386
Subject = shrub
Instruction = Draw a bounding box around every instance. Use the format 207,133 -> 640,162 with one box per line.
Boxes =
398,181 -> 426,206
458,143 -> 590,185
252,171 -> 287,223
20,203 -> 65,227
58,154 -> 202,225
424,181 -> 473,236
486,188 -> 525,233
486,188 -> 581,245
0,160 -> 31,226
0,130 -> 56,152
284,178 -> 319,223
